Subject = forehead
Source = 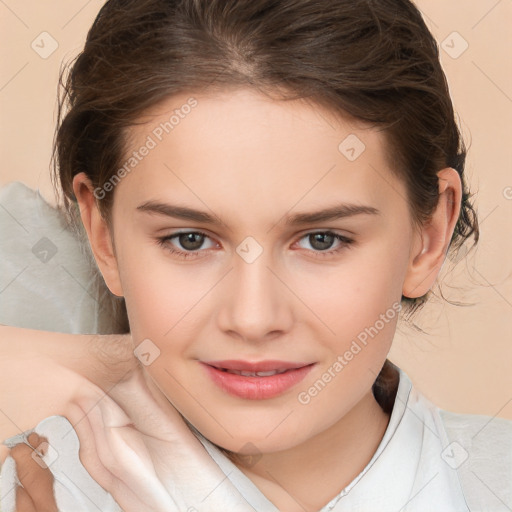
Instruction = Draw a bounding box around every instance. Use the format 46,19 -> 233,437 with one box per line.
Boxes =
113,88 -> 407,226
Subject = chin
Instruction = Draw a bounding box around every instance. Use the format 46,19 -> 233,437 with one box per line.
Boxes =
188,414 -> 314,455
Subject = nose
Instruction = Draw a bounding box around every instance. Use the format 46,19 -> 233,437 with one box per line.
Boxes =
216,246 -> 294,343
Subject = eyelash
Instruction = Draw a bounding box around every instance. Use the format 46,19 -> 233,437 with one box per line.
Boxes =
156,230 -> 354,260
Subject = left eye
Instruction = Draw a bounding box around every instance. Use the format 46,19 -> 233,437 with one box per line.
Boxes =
294,231 -> 353,255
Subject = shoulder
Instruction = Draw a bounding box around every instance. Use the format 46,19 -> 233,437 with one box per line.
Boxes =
440,407 -> 512,444
439,408 -> 512,511
439,407 -> 512,460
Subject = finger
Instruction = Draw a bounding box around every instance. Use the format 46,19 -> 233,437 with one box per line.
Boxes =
66,382 -> 157,510
91,397 -> 178,511
15,484 -> 37,512
66,400 -> 143,511
10,434 -> 57,512
72,394 -> 176,512
64,402 -> 115,493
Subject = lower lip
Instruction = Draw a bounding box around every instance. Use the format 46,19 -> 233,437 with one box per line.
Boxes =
200,363 -> 315,400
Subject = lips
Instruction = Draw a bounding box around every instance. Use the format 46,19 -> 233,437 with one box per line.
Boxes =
204,359 -> 308,372
221,368 -> 288,377
200,360 -> 315,400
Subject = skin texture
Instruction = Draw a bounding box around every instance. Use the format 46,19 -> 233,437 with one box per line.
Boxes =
70,87 -> 461,511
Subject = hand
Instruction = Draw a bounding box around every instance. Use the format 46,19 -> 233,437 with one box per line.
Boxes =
0,327 -> 137,511
0,326 -> 137,442
66,363 -> 255,512
0,327 -> 255,511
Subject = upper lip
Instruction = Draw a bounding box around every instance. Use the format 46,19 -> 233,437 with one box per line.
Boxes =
202,360 -> 313,372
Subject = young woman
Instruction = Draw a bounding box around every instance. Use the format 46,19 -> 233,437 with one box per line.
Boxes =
1,0 -> 510,511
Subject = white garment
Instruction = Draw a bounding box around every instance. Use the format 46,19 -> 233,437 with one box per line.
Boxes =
0,181 -> 122,335
1,367 -> 511,511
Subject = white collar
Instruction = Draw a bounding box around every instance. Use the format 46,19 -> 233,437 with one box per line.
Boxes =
196,367 -> 471,511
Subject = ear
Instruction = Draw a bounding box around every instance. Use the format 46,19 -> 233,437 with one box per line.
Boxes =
72,173 -> 124,297
402,167 -> 462,298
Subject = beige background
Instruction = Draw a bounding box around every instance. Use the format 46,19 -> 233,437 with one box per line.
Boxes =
1,1 -> 511,420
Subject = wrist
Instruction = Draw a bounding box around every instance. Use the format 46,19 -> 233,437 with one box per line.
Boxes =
85,333 -> 139,390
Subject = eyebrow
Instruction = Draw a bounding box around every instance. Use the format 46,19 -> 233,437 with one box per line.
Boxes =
136,200 -> 380,226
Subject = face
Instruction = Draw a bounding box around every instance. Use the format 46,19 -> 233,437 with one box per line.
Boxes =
102,88 -> 417,454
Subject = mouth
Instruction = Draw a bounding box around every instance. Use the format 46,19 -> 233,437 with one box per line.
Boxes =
200,360 -> 315,400
216,368 -> 290,377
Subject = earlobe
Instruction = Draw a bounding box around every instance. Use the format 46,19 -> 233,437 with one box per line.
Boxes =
72,173 -> 124,297
402,168 -> 462,299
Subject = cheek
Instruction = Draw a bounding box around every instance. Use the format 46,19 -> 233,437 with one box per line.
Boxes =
115,242 -> 192,346
296,238 -> 408,347
288,269 -> 403,446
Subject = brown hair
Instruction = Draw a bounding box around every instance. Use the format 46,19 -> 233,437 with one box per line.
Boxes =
51,0 -> 479,409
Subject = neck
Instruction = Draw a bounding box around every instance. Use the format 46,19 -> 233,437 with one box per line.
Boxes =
233,389 -> 392,512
